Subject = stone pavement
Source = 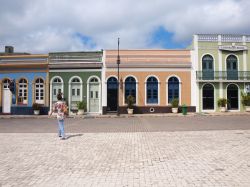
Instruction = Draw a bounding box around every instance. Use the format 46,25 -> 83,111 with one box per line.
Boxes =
0,111 -> 250,119
1,130 -> 250,187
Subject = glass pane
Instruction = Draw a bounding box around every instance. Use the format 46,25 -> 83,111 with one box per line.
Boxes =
96,91 -> 98,98
77,89 -> 80,96
233,63 -> 237,70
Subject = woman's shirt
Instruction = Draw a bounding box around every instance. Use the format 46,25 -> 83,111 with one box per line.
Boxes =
52,101 -> 67,120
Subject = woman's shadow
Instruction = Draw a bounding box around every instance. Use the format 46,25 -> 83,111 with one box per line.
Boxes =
66,134 -> 83,140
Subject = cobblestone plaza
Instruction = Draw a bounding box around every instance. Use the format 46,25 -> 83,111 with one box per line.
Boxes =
0,116 -> 250,186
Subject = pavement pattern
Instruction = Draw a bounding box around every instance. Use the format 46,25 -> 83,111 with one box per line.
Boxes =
1,129 -> 250,186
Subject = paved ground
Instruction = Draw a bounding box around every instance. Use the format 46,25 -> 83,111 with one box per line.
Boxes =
0,116 -> 250,186
0,115 -> 250,133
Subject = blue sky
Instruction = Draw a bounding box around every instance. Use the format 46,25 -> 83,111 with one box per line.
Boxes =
0,0 -> 250,53
150,27 -> 191,49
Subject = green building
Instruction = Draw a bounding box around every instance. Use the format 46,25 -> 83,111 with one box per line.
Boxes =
49,51 -> 103,114
192,34 -> 250,112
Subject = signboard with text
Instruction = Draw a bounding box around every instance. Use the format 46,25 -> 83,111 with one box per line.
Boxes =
219,45 -> 248,52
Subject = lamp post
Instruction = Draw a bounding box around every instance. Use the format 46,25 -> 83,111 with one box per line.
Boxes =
117,38 -> 120,116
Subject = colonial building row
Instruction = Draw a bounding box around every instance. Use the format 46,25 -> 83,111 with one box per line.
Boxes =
1,34 -> 250,115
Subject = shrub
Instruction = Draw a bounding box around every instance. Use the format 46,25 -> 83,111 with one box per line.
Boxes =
171,98 -> 179,108
241,92 -> 250,106
77,101 -> 86,110
126,95 -> 135,109
217,98 -> 227,107
32,103 -> 41,110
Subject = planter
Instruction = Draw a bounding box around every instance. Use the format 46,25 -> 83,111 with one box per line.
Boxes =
245,106 -> 250,112
127,108 -> 134,115
34,110 -> 40,115
220,107 -> 227,112
77,109 -> 84,115
172,108 -> 178,113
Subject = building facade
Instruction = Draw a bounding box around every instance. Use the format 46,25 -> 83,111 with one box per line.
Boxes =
103,50 -> 195,114
192,34 -> 250,112
49,52 -> 103,114
0,54 -> 49,114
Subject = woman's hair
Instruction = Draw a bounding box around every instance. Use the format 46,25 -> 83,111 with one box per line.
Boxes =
57,93 -> 63,101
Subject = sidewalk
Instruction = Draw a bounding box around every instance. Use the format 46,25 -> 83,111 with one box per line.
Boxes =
0,111 -> 250,119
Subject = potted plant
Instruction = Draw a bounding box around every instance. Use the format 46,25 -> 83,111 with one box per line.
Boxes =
241,92 -> 250,112
77,101 -> 86,115
217,98 -> 227,112
171,98 -> 179,113
32,103 -> 41,115
126,95 -> 135,115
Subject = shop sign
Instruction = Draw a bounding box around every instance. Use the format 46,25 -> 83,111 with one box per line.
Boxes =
219,45 -> 248,51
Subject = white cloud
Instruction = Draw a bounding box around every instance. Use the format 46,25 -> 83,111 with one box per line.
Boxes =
0,0 -> 250,53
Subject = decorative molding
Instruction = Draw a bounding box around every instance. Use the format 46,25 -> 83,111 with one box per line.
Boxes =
107,68 -> 191,72
198,34 -> 218,42
49,69 -> 102,72
219,45 -> 248,52
221,34 -> 242,42
197,34 -> 250,43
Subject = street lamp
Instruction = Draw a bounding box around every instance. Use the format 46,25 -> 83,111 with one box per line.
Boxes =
117,38 -> 120,116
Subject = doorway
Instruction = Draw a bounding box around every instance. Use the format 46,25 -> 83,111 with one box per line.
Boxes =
89,77 -> 100,113
107,77 -> 118,111
227,84 -> 239,110
2,79 -> 11,113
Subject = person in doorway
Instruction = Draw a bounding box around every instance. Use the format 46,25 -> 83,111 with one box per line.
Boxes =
49,93 -> 68,140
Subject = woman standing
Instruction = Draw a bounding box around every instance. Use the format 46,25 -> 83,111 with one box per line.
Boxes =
49,93 -> 68,140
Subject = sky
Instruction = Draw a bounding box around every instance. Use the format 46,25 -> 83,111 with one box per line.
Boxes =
0,0 -> 250,53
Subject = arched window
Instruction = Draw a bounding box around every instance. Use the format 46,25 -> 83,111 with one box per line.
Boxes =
71,77 -> 80,98
125,77 -> 136,104
35,78 -> 44,104
146,76 -> 158,104
226,55 -> 238,80
202,84 -> 214,110
54,78 -> 61,82
90,77 -> 99,83
107,77 -> 118,111
18,78 -> 28,104
168,77 -> 179,104
202,55 -> 214,80
3,79 -> 10,89
227,84 -> 239,110
70,77 -> 81,110
52,77 -> 63,103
